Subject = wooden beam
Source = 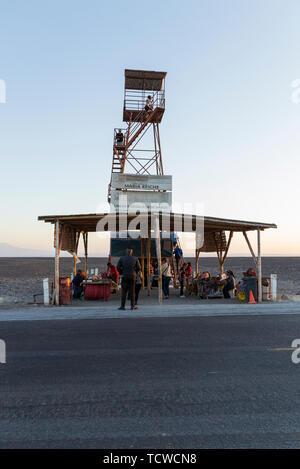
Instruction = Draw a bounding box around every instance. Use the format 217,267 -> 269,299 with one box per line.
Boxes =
154,215 -> 162,304
83,232 -> 88,275
141,238 -> 145,290
219,259 -> 224,275
54,220 -> 62,306
147,229 -> 151,296
214,232 -> 223,274
195,249 -> 200,274
213,233 -> 222,262
221,231 -> 234,265
73,231 -> 81,277
242,231 -> 257,266
73,257 -> 77,278
257,229 -> 262,303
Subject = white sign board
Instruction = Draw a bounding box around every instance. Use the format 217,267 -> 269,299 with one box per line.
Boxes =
111,174 -> 172,192
111,189 -> 172,212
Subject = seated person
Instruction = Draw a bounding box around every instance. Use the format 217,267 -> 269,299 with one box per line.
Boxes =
197,271 -> 210,299
106,262 -> 119,292
185,262 -> 192,280
241,268 -> 258,301
222,270 -> 236,298
71,269 -> 85,299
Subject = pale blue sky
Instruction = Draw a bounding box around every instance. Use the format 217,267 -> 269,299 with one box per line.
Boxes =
1,0 -> 300,256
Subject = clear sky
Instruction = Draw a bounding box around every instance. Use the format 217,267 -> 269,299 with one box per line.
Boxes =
0,0 -> 300,256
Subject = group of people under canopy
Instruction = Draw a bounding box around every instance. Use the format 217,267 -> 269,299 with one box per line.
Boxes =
172,243 -> 259,301
70,246 -> 260,306
185,267 -> 259,302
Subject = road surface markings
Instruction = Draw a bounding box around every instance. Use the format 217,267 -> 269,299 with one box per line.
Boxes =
268,347 -> 297,351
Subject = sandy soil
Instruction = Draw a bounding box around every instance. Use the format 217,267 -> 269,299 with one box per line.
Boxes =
0,257 -> 299,305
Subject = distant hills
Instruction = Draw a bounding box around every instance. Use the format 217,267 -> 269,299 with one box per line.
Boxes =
0,243 -> 104,257
0,243 -> 53,257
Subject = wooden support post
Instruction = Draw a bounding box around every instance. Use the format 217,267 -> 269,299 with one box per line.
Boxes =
156,124 -> 163,174
83,232 -> 88,276
195,249 -> 200,275
221,230 -> 233,274
257,229 -> 262,303
214,232 -> 223,275
214,231 -> 234,276
153,123 -> 159,174
141,238 -> 145,290
147,229 -> 151,296
54,220 -> 60,306
154,214 -> 162,304
73,257 -> 77,278
222,231 -> 233,265
73,231 -> 81,278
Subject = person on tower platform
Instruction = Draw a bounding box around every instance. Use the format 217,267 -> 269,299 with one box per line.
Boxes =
115,129 -> 124,146
145,95 -> 153,112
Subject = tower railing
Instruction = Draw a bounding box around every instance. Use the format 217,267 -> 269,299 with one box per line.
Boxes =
124,89 -> 165,114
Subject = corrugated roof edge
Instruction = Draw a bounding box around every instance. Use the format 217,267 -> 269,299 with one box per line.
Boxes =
38,212 -> 277,230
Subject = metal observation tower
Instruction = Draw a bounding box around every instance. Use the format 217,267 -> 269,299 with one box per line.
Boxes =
107,69 -> 167,203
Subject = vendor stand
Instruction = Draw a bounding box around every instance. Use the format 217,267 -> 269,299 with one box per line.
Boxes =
83,278 -> 111,301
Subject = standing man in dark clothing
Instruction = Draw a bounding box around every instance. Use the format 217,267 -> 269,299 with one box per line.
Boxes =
117,249 -> 141,310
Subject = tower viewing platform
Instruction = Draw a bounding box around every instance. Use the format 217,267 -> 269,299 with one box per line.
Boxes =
123,69 -> 167,123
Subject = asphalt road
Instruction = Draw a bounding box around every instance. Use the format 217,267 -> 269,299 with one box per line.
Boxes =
1,313 -> 300,448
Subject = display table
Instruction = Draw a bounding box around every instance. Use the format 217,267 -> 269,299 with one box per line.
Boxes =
84,280 -> 111,301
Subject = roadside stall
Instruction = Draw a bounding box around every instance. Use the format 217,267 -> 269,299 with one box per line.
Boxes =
83,278 -> 111,301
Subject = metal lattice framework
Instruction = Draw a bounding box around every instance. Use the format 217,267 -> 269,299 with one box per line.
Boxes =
108,70 -> 167,202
